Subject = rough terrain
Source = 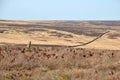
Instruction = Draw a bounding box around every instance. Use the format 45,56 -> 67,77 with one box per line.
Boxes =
0,20 -> 120,80
0,46 -> 120,80
0,20 -> 120,50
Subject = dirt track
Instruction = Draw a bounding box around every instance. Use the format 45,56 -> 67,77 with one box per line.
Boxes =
0,45 -> 120,80
0,20 -> 120,50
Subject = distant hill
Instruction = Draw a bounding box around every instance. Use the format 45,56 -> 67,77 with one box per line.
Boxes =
0,20 -> 120,50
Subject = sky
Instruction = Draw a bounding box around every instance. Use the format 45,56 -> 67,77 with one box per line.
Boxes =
0,0 -> 120,20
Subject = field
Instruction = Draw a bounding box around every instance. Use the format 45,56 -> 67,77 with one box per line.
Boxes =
0,20 -> 120,80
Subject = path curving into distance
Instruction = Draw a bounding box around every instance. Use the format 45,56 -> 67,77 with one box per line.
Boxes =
68,31 -> 110,47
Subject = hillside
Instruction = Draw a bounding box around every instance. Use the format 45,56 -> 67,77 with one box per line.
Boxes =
0,20 -> 120,50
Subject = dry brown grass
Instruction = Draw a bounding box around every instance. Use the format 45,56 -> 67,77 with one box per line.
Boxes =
0,26 -> 120,50
0,46 -> 120,80
0,20 -> 120,80
0,20 -> 120,50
